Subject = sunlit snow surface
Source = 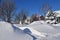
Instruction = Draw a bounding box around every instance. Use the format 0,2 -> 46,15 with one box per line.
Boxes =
0,21 -> 60,40
27,21 -> 60,40
0,22 -> 32,40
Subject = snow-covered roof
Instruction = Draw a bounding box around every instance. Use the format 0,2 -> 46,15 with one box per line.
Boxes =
54,10 -> 60,17
46,10 -> 60,17
45,16 -> 54,19
54,10 -> 60,13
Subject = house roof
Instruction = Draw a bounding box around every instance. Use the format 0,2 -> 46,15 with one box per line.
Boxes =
54,10 -> 60,17
46,10 -> 60,17
45,16 -> 54,19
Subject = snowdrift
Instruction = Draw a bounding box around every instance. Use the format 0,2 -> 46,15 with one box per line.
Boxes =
27,21 -> 60,34
27,21 -> 60,40
19,27 -> 46,37
0,22 -> 32,40
0,21 -> 60,40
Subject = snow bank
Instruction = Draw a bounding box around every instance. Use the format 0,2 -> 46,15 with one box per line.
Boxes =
52,23 -> 60,27
30,21 -> 45,25
27,21 -> 60,34
18,27 -> 46,37
1,21 -> 60,40
45,33 -> 60,40
0,22 -> 32,40
27,21 -> 60,40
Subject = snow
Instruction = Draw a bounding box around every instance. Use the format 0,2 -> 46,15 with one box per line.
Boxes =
0,22 -> 32,40
46,10 -> 60,17
45,20 -> 51,23
18,27 -> 46,37
52,23 -> 60,27
54,10 -> 60,17
45,16 -> 54,19
13,24 -> 46,40
45,20 -> 56,24
0,21 -> 60,40
28,21 -> 60,40
28,21 -> 59,34
45,33 -> 60,40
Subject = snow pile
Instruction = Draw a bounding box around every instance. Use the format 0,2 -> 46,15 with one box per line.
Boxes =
30,21 -> 45,25
0,21 -> 60,40
13,21 -> 60,40
14,24 -> 27,27
45,33 -> 60,40
45,20 -> 56,24
52,23 -> 60,27
0,22 -> 32,40
18,27 -> 46,37
27,21 -> 60,40
13,23 -> 47,40
28,21 -> 60,34
51,23 -> 60,31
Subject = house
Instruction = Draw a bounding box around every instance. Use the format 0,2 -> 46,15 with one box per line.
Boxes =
30,14 -> 41,22
19,17 -> 31,24
24,17 -> 31,24
45,10 -> 55,20
54,10 -> 60,23
45,10 -> 60,23
19,14 -> 41,24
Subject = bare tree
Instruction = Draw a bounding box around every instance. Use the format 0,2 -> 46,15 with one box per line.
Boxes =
20,10 -> 28,24
40,3 -> 52,16
14,12 -> 21,24
0,0 -> 15,23
30,14 -> 39,22
15,10 -> 28,24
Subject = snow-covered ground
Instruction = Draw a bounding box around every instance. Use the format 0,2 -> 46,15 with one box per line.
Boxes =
0,21 -> 60,40
0,21 -> 32,40
27,21 -> 60,40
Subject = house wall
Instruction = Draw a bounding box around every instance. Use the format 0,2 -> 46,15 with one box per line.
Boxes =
56,17 -> 60,23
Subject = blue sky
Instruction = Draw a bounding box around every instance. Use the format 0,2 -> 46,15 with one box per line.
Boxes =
15,0 -> 60,16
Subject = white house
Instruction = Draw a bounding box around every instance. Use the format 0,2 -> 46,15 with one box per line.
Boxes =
19,17 -> 31,24
45,10 -> 55,20
54,10 -> 60,23
24,17 -> 31,24
45,10 -> 60,23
